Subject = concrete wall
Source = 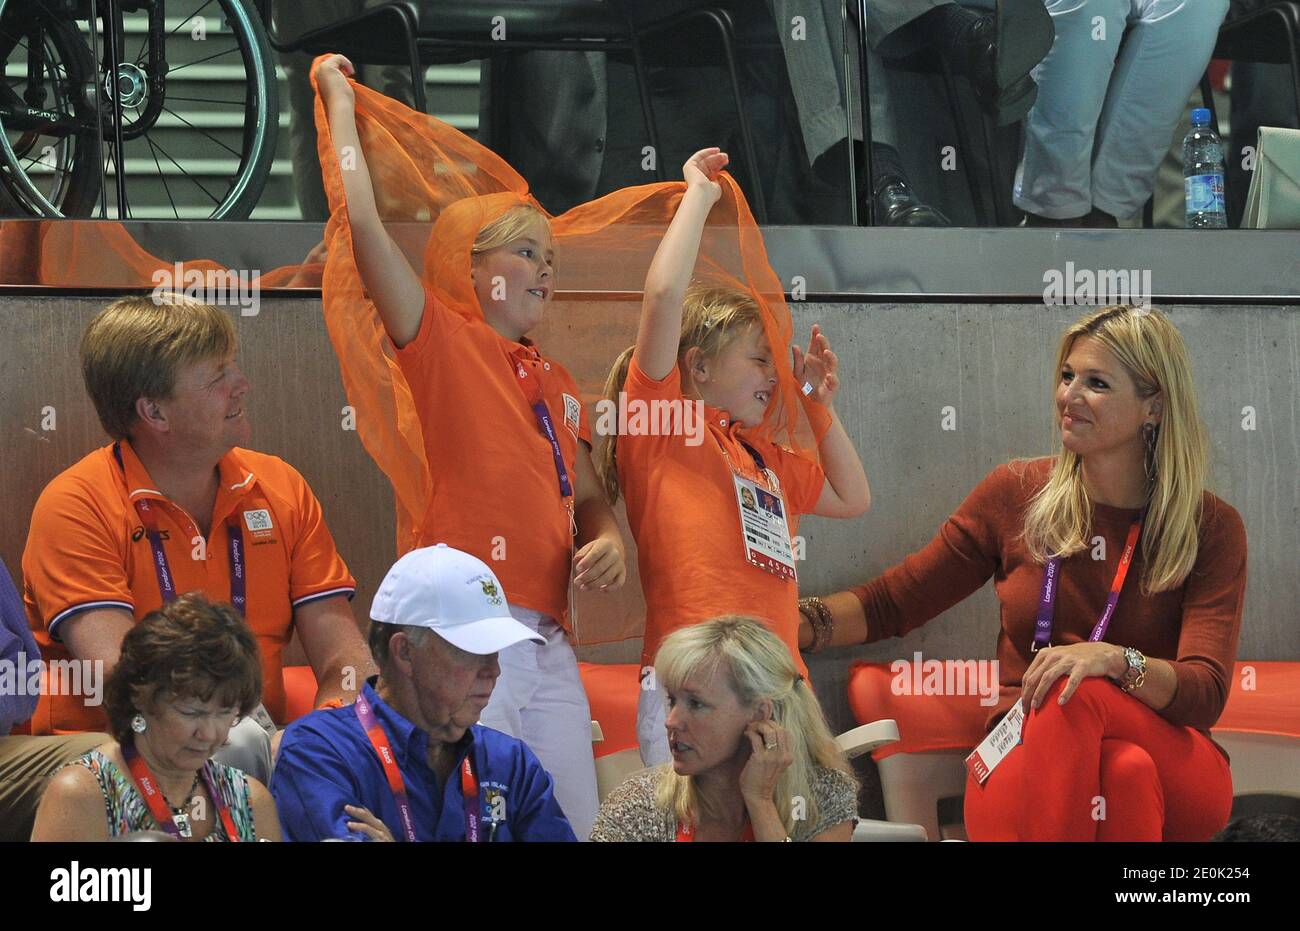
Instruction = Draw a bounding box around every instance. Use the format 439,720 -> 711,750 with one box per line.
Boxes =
2,295 -> 1295,733
790,301 -> 1299,733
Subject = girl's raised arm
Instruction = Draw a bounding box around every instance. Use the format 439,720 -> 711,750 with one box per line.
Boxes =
315,54 -> 426,348
633,148 -> 729,381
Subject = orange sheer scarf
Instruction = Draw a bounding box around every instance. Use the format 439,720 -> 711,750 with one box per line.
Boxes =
0,218 -> 323,289
311,55 -> 829,568
0,219 -> 228,287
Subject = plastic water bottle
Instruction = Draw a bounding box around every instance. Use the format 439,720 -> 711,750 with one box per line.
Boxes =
1182,108 -> 1227,229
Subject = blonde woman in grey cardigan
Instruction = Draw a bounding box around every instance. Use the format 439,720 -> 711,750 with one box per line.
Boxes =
591,617 -> 857,842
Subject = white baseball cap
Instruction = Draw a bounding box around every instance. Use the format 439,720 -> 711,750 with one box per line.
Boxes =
370,544 -> 544,654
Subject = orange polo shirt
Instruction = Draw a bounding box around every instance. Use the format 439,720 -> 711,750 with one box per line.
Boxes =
22,441 -> 355,734
617,357 -> 825,674
394,288 -> 592,627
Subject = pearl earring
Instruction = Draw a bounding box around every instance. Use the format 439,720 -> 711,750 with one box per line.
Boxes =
131,713 -> 147,734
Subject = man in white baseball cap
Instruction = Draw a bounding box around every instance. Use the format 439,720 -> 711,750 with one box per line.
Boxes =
271,544 -> 576,841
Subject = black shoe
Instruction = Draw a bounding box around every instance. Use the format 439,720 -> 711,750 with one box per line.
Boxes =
872,175 -> 950,227
1084,207 -> 1119,229
969,0 -> 1055,125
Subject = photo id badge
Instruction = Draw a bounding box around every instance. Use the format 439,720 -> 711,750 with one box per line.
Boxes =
965,702 -> 1025,785
732,472 -> 797,582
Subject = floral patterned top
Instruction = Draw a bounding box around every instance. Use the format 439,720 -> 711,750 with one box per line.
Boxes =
70,748 -> 257,841
590,764 -> 858,842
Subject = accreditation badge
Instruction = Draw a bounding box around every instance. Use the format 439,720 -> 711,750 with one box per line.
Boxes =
965,702 -> 1025,784
732,471 -> 798,582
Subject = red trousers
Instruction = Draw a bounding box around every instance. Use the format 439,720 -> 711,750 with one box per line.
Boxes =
964,678 -> 1232,841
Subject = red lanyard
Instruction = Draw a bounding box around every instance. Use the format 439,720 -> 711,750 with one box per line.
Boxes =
462,756 -> 481,842
675,820 -> 756,842
122,742 -> 239,841
355,696 -> 484,842
355,692 -> 418,841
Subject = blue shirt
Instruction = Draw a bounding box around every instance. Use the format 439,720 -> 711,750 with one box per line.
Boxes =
0,557 -> 40,732
271,679 -> 576,842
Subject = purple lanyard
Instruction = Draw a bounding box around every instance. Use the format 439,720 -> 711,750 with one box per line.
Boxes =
132,499 -> 246,614
225,518 -> 246,614
1032,510 -> 1145,652
530,398 -> 574,499
717,435 -> 774,484
510,359 -> 574,503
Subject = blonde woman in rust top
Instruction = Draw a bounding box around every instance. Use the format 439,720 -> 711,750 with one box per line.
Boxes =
800,305 -> 1245,841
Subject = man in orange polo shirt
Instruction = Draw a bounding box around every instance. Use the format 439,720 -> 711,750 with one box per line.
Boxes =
22,293 -> 374,781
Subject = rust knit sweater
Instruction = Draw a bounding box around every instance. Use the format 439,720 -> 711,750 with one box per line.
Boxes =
851,458 -> 1247,735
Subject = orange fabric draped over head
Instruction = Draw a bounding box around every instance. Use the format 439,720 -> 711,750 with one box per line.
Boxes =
310,54 -> 830,570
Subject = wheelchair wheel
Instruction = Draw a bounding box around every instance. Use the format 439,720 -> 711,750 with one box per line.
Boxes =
0,0 -> 278,219
0,1 -> 101,217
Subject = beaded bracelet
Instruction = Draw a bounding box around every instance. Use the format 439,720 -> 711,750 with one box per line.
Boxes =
799,596 -> 835,653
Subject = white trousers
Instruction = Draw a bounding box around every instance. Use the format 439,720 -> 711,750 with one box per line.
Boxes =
636,668 -> 671,767
1015,0 -> 1230,219
478,604 -> 599,841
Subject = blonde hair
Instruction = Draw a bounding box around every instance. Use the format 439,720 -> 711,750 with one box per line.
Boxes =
470,204 -> 552,257
652,616 -> 854,835
595,283 -> 763,503
1020,306 -> 1209,592
80,292 -> 236,441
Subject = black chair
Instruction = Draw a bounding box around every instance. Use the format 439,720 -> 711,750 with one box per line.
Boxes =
1216,2 -> 1300,128
851,0 -> 1024,227
263,0 -> 769,221
852,0 -> 875,226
